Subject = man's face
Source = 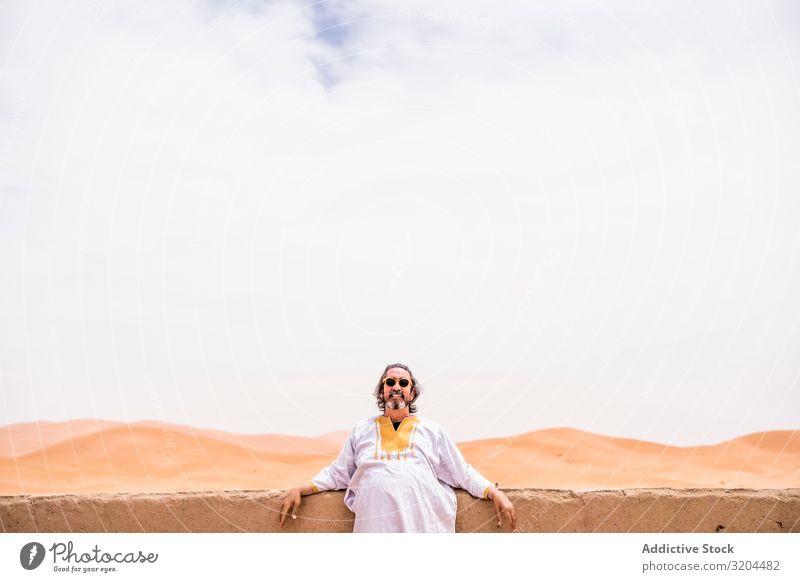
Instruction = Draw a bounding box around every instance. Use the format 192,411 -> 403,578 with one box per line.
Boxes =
382,367 -> 415,410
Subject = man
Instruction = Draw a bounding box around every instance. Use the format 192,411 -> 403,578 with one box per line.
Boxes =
279,362 -> 517,532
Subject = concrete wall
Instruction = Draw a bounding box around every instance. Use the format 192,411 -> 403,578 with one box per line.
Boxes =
2,489 -> 798,533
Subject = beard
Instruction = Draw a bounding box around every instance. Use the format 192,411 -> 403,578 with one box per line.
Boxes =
385,391 -> 408,410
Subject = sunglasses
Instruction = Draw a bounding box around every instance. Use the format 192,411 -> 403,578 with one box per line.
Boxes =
382,377 -> 413,388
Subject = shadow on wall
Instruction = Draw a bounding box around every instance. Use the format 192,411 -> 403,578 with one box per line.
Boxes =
1,489 -> 798,533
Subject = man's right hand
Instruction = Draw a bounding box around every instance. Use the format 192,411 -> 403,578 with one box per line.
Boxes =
279,483 -> 316,527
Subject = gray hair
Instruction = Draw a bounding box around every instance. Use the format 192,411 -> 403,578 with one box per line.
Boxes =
373,362 -> 423,414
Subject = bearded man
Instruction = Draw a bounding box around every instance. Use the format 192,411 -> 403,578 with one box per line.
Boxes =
279,362 -> 516,532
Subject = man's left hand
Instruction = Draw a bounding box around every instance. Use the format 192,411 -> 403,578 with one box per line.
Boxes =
488,488 -> 517,531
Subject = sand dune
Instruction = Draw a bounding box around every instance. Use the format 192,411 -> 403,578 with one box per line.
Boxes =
1,420 -> 797,495
461,427 -> 800,489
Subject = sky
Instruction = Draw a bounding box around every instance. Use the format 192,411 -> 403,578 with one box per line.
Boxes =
1,0 -> 798,446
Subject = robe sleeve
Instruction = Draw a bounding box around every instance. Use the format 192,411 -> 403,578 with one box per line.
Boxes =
308,427 -> 357,493
434,425 -> 494,500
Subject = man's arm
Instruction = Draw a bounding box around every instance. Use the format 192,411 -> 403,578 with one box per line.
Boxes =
296,483 -> 316,496
434,425 -> 494,499
279,429 -> 357,527
434,425 -> 517,530
308,427 -> 357,492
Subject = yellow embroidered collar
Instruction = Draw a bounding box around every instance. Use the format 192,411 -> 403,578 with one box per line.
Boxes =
375,415 -> 419,455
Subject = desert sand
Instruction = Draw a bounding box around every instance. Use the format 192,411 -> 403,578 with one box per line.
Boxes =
1,419 -> 797,495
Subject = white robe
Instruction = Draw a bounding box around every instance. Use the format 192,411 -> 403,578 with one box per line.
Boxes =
309,414 -> 493,533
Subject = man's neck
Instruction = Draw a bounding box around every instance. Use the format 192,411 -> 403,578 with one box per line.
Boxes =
385,409 -> 410,422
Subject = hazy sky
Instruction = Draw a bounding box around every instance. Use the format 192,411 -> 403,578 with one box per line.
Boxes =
1,0 -> 798,446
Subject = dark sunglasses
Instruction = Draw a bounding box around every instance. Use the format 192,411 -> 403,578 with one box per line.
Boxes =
382,377 -> 412,388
